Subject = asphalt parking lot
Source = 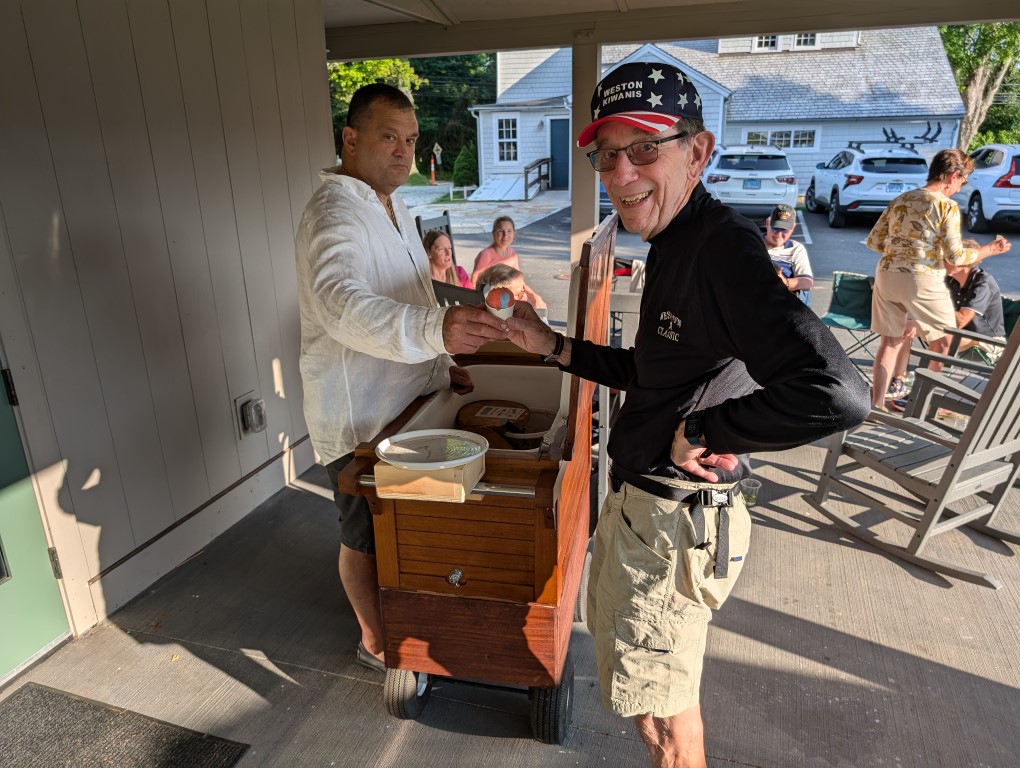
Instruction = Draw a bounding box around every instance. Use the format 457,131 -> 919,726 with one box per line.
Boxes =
612,209 -> 1020,294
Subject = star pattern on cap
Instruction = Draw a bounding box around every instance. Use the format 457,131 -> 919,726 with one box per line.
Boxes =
694,94 -> 701,109
647,92 -> 663,108
677,71 -> 686,84
593,106 -> 601,120
648,68 -> 664,83
678,92 -> 689,108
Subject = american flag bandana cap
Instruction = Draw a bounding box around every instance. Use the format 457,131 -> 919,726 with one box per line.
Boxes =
577,61 -> 703,147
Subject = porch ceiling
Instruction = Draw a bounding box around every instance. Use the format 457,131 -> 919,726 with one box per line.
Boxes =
323,0 -> 1018,60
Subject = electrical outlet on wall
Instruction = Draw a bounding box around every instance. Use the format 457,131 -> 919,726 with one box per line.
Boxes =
232,390 -> 266,440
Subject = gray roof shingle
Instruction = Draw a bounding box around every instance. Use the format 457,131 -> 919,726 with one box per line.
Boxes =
603,27 -> 964,122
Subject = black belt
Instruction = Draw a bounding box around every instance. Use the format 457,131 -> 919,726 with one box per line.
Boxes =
610,463 -> 734,578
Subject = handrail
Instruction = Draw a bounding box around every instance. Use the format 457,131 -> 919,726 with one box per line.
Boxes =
523,157 -> 551,201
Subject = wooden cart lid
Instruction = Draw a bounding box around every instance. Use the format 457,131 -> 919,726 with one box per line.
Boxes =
562,215 -> 615,461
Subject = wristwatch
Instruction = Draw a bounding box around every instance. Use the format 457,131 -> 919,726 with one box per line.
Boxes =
683,411 -> 707,448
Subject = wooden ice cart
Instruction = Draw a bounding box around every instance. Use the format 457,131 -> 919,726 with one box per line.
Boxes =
338,217 -> 615,744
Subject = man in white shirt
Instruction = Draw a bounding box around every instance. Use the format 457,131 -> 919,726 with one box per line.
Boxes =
764,204 -> 814,305
295,83 -> 509,672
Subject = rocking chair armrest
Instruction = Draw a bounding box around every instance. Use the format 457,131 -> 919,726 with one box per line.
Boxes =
911,369 -> 982,402
864,407 -> 958,448
911,349 -> 993,375
944,326 -> 1005,349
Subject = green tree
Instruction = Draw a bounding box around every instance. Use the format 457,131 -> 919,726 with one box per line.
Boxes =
408,55 -> 495,178
327,59 -> 424,155
940,24 -> 1020,150
453,143 -> 479,187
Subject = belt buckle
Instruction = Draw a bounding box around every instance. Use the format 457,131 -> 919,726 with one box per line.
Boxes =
696,488 -> 733,507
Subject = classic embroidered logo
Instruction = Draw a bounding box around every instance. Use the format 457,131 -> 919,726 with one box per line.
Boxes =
657,309 -> 682,342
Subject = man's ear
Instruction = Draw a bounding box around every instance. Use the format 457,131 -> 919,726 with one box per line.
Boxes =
689,131 -> 716,178
341,125 -> 357,156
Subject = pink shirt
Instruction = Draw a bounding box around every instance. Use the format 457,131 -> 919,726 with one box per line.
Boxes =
471,246 -> 519,286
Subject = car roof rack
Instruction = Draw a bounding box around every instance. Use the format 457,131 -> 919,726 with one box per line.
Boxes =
847,140 -> 919,153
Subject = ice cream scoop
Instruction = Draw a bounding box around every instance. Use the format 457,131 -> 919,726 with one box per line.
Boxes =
485,287 -> 515,319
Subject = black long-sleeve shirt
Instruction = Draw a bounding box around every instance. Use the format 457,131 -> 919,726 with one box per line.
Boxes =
565,183 -> 870,483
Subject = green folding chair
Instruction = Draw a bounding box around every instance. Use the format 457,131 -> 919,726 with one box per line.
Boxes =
820,271 -> 879,379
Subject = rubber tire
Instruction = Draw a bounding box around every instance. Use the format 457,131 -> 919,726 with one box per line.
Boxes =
967,193 -> 990,233
827,188 -> 846,228
529,651 -> 574,744
804,181 -> 823,213
383,668 -> 433,720
573,537 -> 595,623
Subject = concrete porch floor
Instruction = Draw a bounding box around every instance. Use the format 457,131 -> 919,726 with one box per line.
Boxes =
4,442 -> 1020,767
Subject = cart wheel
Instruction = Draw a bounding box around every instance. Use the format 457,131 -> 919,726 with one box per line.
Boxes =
384,668 -> 432,720
529,651 -> 574,744
574,537 -> 595,623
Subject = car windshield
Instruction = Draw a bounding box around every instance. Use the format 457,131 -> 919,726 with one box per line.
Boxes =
717,154 -> 790,171
861,158 -> 928,174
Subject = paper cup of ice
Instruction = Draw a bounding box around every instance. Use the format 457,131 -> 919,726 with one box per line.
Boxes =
485,287 -> 515,320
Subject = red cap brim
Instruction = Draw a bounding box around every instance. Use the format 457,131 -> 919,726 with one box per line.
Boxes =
576,111 -> 683,147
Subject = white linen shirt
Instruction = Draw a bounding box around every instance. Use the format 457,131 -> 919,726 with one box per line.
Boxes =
296,167 -> 452,465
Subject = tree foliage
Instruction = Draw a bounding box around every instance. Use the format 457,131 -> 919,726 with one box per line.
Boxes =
326,59 -> 423,156
453,143 -> 479,187
408,55 -> 495,178
940,24 -> 1020,150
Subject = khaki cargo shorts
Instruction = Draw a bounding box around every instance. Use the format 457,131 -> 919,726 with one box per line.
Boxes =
586,477 -> 752,718
872,270 -> 956,342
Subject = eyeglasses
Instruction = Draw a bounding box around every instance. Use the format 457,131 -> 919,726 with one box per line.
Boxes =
586,133 -> 690,172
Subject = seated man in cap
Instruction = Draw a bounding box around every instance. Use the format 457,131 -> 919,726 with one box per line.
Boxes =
764,203 -> 814,305
504,61 -> 869,768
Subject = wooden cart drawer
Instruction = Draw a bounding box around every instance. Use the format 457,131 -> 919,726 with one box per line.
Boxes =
392,501 -> 537,601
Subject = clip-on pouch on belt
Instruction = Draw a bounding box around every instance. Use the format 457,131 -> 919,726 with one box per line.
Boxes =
610,463 -> 735,578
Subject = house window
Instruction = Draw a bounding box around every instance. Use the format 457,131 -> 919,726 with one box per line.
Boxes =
794,33 -> 818,48
792,130 -> 816,148
496,117 -> 518,163
742,128 -> 817,150
771,130 -> 792,148
754,35 -> 778,51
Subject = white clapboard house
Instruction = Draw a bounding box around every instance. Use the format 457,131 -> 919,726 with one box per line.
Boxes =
469,28 -> 963,199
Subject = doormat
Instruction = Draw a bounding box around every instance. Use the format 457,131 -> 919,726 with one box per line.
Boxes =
0,682 -> 249,768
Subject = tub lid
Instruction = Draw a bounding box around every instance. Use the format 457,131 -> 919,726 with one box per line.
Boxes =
376,429 -> 488,470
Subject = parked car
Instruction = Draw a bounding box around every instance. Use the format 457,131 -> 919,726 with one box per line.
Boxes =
805,143 -> 928,228
951,144 -> 1020,232
702,145 -> 798,220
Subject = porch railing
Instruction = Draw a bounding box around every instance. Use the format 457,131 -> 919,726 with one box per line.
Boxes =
523,157 -> 551,201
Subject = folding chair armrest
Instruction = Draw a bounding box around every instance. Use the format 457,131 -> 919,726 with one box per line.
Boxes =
912,349 -> 993,375
864,407 -> 958,448
912,369 -> 982,401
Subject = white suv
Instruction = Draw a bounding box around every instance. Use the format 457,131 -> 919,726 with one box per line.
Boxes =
805,143 -> 928,228
702,145 -> 798,219
951,144 -> 1020,232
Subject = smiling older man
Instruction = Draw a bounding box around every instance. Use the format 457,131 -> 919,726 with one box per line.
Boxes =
505,62 -> 869,768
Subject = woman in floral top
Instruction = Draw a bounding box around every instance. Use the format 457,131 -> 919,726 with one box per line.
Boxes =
866,149 -> 1011,410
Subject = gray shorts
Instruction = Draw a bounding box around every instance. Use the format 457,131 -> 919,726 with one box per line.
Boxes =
325,454 -> 375,555
587,477 -> 751,718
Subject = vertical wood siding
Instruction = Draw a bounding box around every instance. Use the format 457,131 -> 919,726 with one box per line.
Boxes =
0,0 -> 332,586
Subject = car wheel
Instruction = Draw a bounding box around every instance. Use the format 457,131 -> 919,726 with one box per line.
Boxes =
827,188 -> 846,228
967,194 -> 990,233
804,182 -> 823,213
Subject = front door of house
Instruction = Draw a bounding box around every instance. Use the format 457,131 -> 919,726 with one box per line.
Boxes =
550,118 -> 570,190
0,350 -> 69,682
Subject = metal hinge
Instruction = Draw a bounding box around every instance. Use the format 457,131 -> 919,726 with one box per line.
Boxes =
48,547 -> 63,580
2,368 -> 16,406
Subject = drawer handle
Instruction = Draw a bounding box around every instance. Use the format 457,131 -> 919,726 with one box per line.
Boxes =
447,568 -> 467,587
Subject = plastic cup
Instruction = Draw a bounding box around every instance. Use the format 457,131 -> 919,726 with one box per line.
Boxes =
739,478 -> 762,506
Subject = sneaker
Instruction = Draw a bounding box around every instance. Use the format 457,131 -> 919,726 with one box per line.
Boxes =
356,642 -> 386,673
887,399 -> 907,413
887,377 -> 907,399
